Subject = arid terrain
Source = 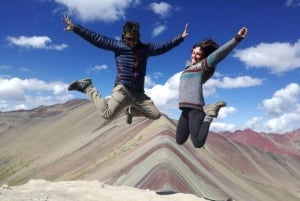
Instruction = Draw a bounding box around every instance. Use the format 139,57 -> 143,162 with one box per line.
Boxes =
0,99 -> 299,201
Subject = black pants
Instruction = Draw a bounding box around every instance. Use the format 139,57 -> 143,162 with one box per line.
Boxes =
176,108 -> 211,148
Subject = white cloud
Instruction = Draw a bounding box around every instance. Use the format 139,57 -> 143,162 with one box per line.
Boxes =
51,43 -> 68,50
0,77 -> 74,112
12,104 -> 28,111
244,116 -> 262,130
209,106 -> 237,132
145,71 -> 259,121
87,64 -> 109,74
219,76 -> 263,88
7,36 -> 50,48
145,72 -> 180,110
246,83 -> 300,133
143,70 -> 267,132
20,67 -> 34,73
152,24 -> 167,37
285,0 -> 293,6
204,75 -> 263,96
7,36 -> 68,50
233,39 -> 300,74
262,83 -> 300,116
149,2 -> 172,18
285,0 -> 300,7
217,106 -> 237,119
0,65 -> 11,70
263,113 -> 300,133
210,121 -> 236,132
55,0 -> 140,22
144,76 -> 156,88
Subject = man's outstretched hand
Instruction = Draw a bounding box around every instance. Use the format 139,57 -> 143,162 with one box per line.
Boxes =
181,23 -> 189,39
63,15 -> 74,31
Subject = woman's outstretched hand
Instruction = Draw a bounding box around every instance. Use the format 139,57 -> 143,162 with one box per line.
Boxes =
238,27 -> 248,38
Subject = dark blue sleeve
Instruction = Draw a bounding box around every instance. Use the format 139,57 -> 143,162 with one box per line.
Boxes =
145,35 -> 184,56
73,24 -> 123,51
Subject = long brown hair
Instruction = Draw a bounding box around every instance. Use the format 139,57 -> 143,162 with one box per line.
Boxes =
193,39 -> 219,83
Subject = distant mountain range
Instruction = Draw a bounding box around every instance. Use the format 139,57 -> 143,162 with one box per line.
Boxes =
221,128 -> 300,157
0,99 -> 299,201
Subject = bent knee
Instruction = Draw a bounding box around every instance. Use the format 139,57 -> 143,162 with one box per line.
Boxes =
192,141 -> 205,149
176,139 -> 185,145
154,112 -> 161,119
149,112 -> 161,120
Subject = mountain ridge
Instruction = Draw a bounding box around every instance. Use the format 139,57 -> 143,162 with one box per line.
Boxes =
0,99 -> 299,201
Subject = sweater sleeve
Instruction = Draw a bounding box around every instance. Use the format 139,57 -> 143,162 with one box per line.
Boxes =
206,34 -> 244,67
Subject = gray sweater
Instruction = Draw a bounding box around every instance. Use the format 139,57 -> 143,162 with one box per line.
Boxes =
178,35 -> 244,110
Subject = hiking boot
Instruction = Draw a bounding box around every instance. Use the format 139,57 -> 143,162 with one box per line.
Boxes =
203,101 -> 226,118
124,107 -> 133,124
68,78 -> 92,93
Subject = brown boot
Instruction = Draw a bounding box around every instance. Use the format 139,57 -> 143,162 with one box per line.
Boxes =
68,78 -> 92,93
203,101 -> 226,118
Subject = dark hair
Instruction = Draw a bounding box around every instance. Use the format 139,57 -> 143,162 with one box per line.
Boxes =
193,38 -> 219,58
122,21 -> 140,39
192,39 -> 219,83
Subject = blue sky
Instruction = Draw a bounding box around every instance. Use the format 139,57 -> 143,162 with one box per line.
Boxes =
1,0 -> 300,134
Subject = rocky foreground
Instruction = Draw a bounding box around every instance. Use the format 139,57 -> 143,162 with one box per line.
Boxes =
0,179 -> 212,201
